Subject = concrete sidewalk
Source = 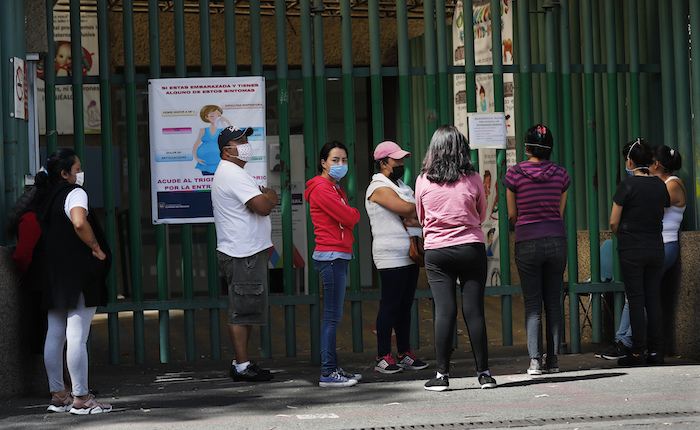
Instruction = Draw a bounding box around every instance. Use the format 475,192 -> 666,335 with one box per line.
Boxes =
2,345 -> 699,430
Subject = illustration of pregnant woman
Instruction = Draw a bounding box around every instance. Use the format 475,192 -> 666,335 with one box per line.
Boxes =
193,105 -> 231,175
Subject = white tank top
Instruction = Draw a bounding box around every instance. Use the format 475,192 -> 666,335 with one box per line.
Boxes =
662,176 -> 686,243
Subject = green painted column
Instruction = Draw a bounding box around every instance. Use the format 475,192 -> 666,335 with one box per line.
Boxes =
69,0 -> 85,162
579,0 -> 599,355
45,0 -> 57,155
199,0 -> 221,362
691,0 -> 700,227
559,0 -> 578,354
672,0 -> 696,230
98,0 -> 121,365
369,0 -> 384,142
122,0 -> 145,364
517,0 -> 532,135
344,0 -> 363,353
275,0 -> 296,358
225,0 -> 237,76
658,0 -> 677,148
490,0 -> 512,346
301,0 -> 320,366
463,0 -> 478,169
436,0 -> 450,125
544,6 -> 559,164
628,0 -> 641,138
424,0 -> 439,136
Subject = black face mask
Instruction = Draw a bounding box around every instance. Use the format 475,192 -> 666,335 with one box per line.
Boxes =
388,165 -> 405,182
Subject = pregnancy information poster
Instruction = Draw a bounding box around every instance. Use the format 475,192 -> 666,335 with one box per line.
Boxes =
148,77 -> 266,224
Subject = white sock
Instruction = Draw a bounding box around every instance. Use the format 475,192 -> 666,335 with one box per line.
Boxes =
436,371 -> 449,378
234,361 -> 250,372
478,370 -> 491,377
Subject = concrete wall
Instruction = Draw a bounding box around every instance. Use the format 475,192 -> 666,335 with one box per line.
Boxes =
0,247 -> 46,400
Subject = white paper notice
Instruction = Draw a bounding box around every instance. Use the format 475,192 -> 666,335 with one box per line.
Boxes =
468,113 -> 507,149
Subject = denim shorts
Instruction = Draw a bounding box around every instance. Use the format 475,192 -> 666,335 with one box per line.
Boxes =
218,250 -> 269,326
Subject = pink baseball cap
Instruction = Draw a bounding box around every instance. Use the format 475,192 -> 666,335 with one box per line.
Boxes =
373,141 -> 411,161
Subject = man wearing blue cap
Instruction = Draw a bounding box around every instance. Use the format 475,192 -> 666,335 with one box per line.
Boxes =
212,126 -> 277,382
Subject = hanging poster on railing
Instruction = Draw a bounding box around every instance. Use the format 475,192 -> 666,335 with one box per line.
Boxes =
148,76 -> 267,224
38,11 -> 101,135
453,0 -> 515,286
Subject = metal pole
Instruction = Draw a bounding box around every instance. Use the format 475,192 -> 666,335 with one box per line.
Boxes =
436,0 -> 450,125
544,6 -> 559,164
69,0 -> 84,162
98,0 -> 121,365
276,0 -> 297,358
517,0 -> 532,136
45,0 -> 57,155
691,0 -> 700,227
424,0 -> 439,135
301,0 -> 320,365
344,0 -> 363,353
122,0 -> 145,364
463,0 -> 478,169
629,0 -> 641,138
369,0 -> 384,142
199,0 -> 221,362
658,1 -> 677,152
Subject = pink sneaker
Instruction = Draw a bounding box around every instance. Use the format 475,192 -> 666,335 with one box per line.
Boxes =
69,393 -> 112,415
47,392 -> 73,413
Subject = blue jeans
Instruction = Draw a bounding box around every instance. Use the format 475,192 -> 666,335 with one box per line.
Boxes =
514,237 -> 567,360
615,241 -> 678,347
314,259 -> 349,376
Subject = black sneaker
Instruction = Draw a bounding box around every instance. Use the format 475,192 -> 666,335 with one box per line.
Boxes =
231,363 -> 274,382
478,374 -> 497,389
424,375 -> 449,391
595,341 -> 631,360
646,353 -> 665,366
618,353 -> 645,367
544,354 -> 559,374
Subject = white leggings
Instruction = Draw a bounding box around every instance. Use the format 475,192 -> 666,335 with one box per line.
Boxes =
44,293 -> 96,396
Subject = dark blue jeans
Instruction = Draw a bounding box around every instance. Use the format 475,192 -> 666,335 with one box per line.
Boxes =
514,237 -> 567,360
314,259 -> 349,376
376,264 -> 420,357
424,243 -> 489,374
618,247 -> 665,355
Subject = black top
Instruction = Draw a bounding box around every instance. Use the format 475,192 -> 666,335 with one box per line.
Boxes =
613,175 -> 670,251
36,182 -> 112,309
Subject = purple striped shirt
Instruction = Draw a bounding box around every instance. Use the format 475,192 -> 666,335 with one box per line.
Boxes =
505,161 -> 570,242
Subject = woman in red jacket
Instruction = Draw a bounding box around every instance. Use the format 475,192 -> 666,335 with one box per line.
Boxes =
304,141 -> 361,388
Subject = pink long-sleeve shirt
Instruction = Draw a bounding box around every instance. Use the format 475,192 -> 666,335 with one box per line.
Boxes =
415,172 -> 487,250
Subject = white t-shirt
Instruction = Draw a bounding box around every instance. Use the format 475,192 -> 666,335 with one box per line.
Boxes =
64,188 -> 89,222
365,173 -> 420,269
211,160 -> 272,258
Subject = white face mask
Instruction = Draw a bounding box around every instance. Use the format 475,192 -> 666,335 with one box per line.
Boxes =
232,143 -> 253,162
75,172 -> 85,186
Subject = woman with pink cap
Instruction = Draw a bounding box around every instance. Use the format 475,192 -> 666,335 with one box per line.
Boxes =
366,141 -> 429,375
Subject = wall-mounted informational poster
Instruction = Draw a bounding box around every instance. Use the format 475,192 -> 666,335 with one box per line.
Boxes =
148,77 -> 266,224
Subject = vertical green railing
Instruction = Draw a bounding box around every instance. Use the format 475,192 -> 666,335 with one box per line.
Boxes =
491,0 -> 512,346
463,0 -> 478,169
301,0 -> 320,366
275,0 -> 297,357
98,0 -> 120,365
45,0 -> 57,155
691,0 -> 700,228
199,0 -> 222,362
122,0 -> 146,364
69,0 -> 85,162
344,0 -> 363,353
424,0 -> 438,136
658,0 -> 677,149
149,0 -> 171,365
436,0 -> 450,125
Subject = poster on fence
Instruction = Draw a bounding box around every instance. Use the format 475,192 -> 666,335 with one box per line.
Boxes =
38,11 -> 101,135
148,76 -> 266,224
453,0 -> 516,286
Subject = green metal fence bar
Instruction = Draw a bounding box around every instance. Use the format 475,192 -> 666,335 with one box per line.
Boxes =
369,0 -> 384,142
531,0 -> 543,126
628,0 -> 641,138
436,0 -> 449,125
558,0 -> 578,354
605,0 -> 622,332
45,0 -> 57,155
344,0 -> 363,353
199,0 -> 222,362
692,0 -> 700,227
396,0 -> 420,351
248,0 -> 272,357
275,0 -> 297,358
149,0 -> 170,366
672,0 -> 696,230
69,0 -> 85,162
517,0 -> 532,139
490,0 -> 512,346
122,0 -> 146,364
544,6 -> 559,164
423,0 -> 438,136
98,0 -> 121,365
224,0 -> 237,75
462,0 -> 478,169
658,0 -> 677,150
301,0 -> 320,366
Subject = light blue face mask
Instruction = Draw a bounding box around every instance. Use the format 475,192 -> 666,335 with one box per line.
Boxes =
328,164 -> 348,181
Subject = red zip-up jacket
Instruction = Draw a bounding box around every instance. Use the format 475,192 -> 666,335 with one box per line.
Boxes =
304,175 -> 360,254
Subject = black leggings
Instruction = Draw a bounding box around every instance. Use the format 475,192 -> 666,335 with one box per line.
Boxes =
425,243 -> 489,374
